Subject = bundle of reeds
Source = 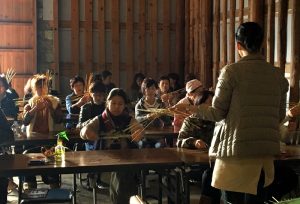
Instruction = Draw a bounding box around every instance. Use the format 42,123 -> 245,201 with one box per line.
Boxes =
5,68 -> 16,84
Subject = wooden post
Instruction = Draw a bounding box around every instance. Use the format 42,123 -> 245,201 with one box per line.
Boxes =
200,0 -> 213,87
163,0 -> 170,73
289,0 -> 300,103
266,0 -> 275,65
249,0 -> 264,27
71,0 -> 79,76
139,0 -> 146,75
213,0 -> 220,86
189,0 -> 194,74
111,0 -> 120,86
126,0 -> 134,91
53,0 -> 59,89
98,0 -> 105,71
229,0 -> 236,64
149,0 -> 158,79
175,0 -> 185,79
194,0 -> 199,77
238,0 -> 244,24
184,0 -> 190,76
277,0 -> 288,71
221,0 -> 227,67
85,0 -> 93,74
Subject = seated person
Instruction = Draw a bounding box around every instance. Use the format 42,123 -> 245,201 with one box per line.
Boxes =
173,79 -> 204,132
80,88 -> 143,204
157,76 -> 179,107
130,73 -> 145,103
23,74 -> 63,189
77,81 -> 106,149
0,108 -> 14,204
102,70 -> 115,94
0,76 -> 19,120
177,91 -> 220,204
135,78 -> 172,148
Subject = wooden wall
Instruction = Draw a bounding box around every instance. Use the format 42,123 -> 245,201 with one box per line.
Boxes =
0,0 -> 36,96
186,0 -> 300,103
56,0 -> 185,94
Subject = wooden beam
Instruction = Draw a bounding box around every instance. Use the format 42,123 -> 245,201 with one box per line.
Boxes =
71,0 -> 79,76
98,0 -> 105,72
229,0 -> 236,64
126,0 -> 133,91
184,0 -> 190,75
175,0 -> 185,78
85,0 -> 93,74
32,0 -> 37,74
111,0 -> 120,85
200,0 -> 213,87
149,0 -> 157,79
163,0 -> 170,73
189,0 -> 194,74
277,0 -> 288,71
194,0 -> 199,77
249,0 -> 264,27
53,0 -> 59,89
238,0 -> 244,24
266,0 -> 275,65
213,0 -> 220,86
289,0 -> 300,103
221,0 -> 227,67
139,0 -> 146,75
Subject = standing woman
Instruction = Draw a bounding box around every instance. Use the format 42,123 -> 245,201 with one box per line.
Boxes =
80,88 -> 143,204
173,22 -> 289,204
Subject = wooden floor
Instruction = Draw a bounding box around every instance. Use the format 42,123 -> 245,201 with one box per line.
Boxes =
7,173 -> 202,204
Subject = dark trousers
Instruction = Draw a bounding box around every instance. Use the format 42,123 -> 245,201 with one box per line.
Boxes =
0,177 -> 8,204
224,170 -> 266,204
201,167 -> 221,204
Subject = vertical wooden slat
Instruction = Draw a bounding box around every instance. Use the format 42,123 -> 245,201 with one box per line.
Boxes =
139,0 -> 146,75
200,0 -> 213,87
184,0 -> 190,75
229,0 -> 236,64
237,0 -> 244,60
194,0 -> 199,76
213,0 -> 220,86
221,0 -> 227,67
98,0 -> 105,72
126,0 -> 133,91
32,0 -> 37,73
189,0 -> 194,74
150,0 -> 157,78
53,0 -> 59,89
289,0 -> 300,103
238,0 -> 244,24
163,0 -> 170,73
266,0 -> 275,65
71,0 -> 79,75
277,0 -> 288,71
85,0 -> 93,74
111,0 -> 120,85
249,0 -> 264,27
175,0 -> 185,78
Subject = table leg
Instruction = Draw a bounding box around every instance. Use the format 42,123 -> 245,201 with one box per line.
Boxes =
73,174 -> 77,204
93,187 -> 97,204
18,177 -> 22,204
158,174 -> 162,204
140,170 -> 145,200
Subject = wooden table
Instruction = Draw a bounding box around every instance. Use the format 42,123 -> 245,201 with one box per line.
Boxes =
0,148 -> 183,204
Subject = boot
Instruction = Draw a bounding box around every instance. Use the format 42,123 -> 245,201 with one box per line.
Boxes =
199,195 -> 212,204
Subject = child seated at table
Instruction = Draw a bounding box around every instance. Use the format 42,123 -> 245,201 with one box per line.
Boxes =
80,88 -> 143,204
135,78 -> 172,148
23,74 -> 63,189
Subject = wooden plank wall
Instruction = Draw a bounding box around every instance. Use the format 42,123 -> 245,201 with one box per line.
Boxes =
0,0 -> 36,96
57,0 -> 184,94
186,0 -> 300,104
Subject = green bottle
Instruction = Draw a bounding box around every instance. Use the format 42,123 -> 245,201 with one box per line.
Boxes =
55,131 -> 68,161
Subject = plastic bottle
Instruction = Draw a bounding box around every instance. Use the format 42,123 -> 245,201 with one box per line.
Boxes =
55,139 -> 65,161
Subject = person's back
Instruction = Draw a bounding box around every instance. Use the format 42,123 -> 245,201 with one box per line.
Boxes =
212,54 -> 287,158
